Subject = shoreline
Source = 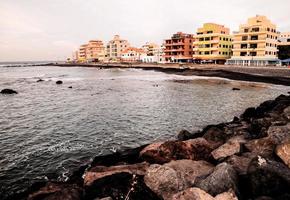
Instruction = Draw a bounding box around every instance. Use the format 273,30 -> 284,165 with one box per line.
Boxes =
54,63 -> 290,86
12,94 -> 290,200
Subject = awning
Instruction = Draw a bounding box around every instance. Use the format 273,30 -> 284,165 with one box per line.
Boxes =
281,58 -> 290,63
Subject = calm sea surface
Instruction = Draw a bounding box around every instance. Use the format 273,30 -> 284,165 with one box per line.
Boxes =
0,65 -> 288,197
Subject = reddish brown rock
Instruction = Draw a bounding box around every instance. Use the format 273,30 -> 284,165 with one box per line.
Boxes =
211,137 -> 242,160
28,182 -> 83,200
144,160 -> 214,199
140,138 -> 212,164
226,155 -> 252,175
276,140 -> 290,168
84,162 -> 149,186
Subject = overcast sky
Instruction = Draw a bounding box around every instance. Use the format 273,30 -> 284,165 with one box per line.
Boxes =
0,0 -> 289,62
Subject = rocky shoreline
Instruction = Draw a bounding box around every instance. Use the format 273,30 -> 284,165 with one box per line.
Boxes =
11,94 -> 290,200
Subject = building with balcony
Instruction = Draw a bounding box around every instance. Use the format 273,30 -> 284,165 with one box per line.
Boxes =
85,40 -> 105,62
193,23 -> 232,64
278,32 -> 290,60
227,15 -> 279,66
77,44 -> 88,62
163,32 -> 194,63
121,47 -> 145,62
106,35 -> 130,61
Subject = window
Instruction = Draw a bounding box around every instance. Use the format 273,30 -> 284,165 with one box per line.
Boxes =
240,52 -> 247,56
241,44 -> 247,49
205,37 -> 210,41
252,27 -> 259,32
249,52 -> 257,56
205,51 -> 210,55
244,29 -> 249,33
207,31 -> 213,34
242,36 -> 248,41
251,35 -> 258,40
250,44 -> 257,48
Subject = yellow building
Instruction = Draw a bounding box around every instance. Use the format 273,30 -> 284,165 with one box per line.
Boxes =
193,23 -> 232,64
227,15 -> 279,66
106,35 -> 130,61
278,32 -> 290,46
77,44 -> 87,62
85,40 -> 105,62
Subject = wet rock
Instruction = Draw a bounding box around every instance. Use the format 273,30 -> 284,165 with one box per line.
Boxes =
140,138 -> 212,164
244,137 -> 275,158
211,137 -> 243,160
241,107 -> 257,120
254,196 -> 273,200
177,129 -> 203,140
232,88 -> 240,91
283,106 -> 290,119
195,163 -> 238,196
28,182 -> 83,200
267,124 -> 290,144
226,155 -> 251,175
202,126 -> 226,145
56,80 -> 63,84
84,162 -> 149,186
144,160 -> 214,199
247,156 -> 290,197
0,88 -> 18,94
68,86 -> 73,89
36,79 -> 44,82
171,188 -> 238,200
276,140 -> 290,168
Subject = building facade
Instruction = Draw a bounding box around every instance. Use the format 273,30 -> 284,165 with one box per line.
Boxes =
227,15 -> 279,66
163,32 -> 194,63
278,32 -> 290,46
85,40 -> 105,62
141,42 -> 164,63
121,47 -> 145,62
193,23 -> 232,64
106,35 -> 130,61
77,44 -> 88,62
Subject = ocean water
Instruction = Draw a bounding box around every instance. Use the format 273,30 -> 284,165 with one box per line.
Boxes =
0,65 -> 288,198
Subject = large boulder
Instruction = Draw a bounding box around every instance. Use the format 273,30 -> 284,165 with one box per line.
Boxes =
144,160 -> 214,199
0,88 -> 18,94
28,182 -> 83,200
195,163 -> 238,196
140,138 -> 212,164
247,156 -> 290,198
83,162 -> 149,186
275,140 -> 290,168
211,136 -> 244,160
170,188 -> 238,200
226,155 -> 251,175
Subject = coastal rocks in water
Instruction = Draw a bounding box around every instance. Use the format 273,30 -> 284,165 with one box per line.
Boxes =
139,138 -> 212,164
83,162 -> 149,186
247,156 -> 290,198
144,160 -> 214,199
195,163 -> 238,196
275,140 -> 290,168
211,137 -> 243,160
171,188 -> 238,200
0,88 -> 18,94
28,182 -> 83,200
56,80 -> 63,84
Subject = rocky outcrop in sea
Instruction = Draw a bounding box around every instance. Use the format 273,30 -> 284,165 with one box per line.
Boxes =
16,94 -> 290,200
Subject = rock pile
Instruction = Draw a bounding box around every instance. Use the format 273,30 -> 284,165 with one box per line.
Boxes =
24,94 -> 290,200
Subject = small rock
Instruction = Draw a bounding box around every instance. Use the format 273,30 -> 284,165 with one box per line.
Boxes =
232,88 -> 240,91
56,80 -> 63,84
276,140 -> 290,168
195,163 -> 238,196
36,79 -> 44,82
0,89 -> 18,94
144,160 -> 214,199
226,155 -> 251,175
68,86 -> 73,89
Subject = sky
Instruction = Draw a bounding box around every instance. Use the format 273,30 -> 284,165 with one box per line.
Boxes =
0,0 -> 289,62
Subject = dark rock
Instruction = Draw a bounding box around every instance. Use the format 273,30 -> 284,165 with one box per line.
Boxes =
177,129 -> 203,140
56,80 -> 63,84
241,107 -> 257,120
68,86 -> 73,89
84,173 -> 160,200
232,88 -> 240,91
254,196 -> 274,200
1,89 -> 18,94
36,79 -> 44,82
28,182 -> 83,200
195,163 -> 238,197
247,156 -> 290,198
140,138 -> 213,164
226,155 -> 251,175
202,126 -> 226,144
144,160 -> 214,199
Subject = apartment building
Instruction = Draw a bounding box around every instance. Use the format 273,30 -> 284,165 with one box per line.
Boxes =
77,44 -> 88,62
278,32 -> 290,46
106,35 -> 130,61
121,47 -> 145,62
85,40 -> 105,62
193,23 -> 232,64
227,15 -> 279,66
141,42 -> 164,63
163,32 -> 194,63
